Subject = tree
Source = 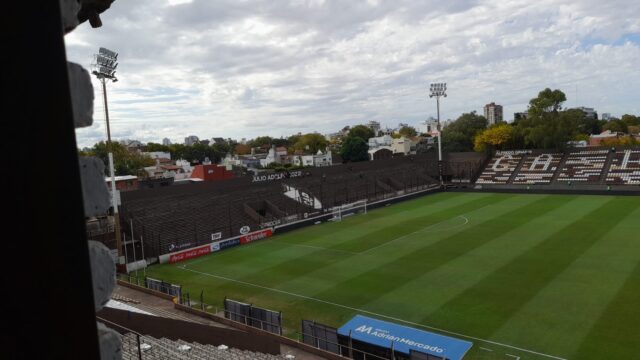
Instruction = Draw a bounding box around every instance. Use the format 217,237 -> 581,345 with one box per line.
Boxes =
292,133 -> 328,154
348,125 -> 375,141
398,126 -> 417,138
621,114 -> 640,127
234,143 -> 251,155
87,141 -> 155,176
145,143 -> 170,152
527,88 -> 567,118
249,136 -> 274,148
600,136 -> 639,147
603,120 -> 628,133
474,124 -> 515,152
441,111 -> 488,152
340,136 -> 369,162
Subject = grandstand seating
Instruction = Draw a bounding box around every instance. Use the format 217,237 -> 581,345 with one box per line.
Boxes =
120,155 -> 439,259
474,147 -> 640,186
476,152 -> 527,184
121,332 -> 288,360
557,149 -> 609,183
606,149 -> 640,185
512,153 -> 563,184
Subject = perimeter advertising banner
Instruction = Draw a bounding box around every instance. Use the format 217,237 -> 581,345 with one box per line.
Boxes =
167,244 -> 211,264
240,228 -> 273,244
160,227 -> 275,264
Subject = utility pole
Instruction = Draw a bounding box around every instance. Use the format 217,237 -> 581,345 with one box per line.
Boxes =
429,83 -> 447,186
92,47 -> 123,265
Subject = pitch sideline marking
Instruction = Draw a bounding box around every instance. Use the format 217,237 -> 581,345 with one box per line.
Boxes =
178,266 -> 567,360
360,215 -> 469,254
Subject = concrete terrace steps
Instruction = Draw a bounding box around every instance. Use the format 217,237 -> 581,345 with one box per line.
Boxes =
507,154 -> 528,184
599,150 -> 616,184
549,153 -> 569,184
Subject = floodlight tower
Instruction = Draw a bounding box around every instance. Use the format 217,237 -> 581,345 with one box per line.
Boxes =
429,82 -> 447,186
92,47 -> 123,262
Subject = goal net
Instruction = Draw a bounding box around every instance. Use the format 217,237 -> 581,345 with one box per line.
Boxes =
330,199 -> 367,221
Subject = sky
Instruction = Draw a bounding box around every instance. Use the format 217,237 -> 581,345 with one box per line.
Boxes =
65,0 -> 640,149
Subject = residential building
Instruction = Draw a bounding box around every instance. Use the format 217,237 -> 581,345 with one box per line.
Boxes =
366,121 -> 381,135
601,113 -> 612,121
162,138 -> 171,146
143,151 -> 171,161
259,146 -> 289,167
190,164 -> 235,182
589,130 -> 624,146
368,135 -> 393,148
573,107 -> 598,119
367,136 -> 417,160
104,175 -> 139,192
417,117 -> 439,135
292,149 -> 332,167
184,135 -> 199,146
484,102 -> 503,125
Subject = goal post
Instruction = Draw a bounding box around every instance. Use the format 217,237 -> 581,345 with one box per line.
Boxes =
330,199 -> 367,221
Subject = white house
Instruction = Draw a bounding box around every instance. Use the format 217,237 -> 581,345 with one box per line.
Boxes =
293,149 -> 332,167
368,135 -> 393,148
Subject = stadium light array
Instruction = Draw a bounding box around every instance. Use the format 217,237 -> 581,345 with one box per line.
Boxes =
92,47 -> 123,264
429,82 -> 447,186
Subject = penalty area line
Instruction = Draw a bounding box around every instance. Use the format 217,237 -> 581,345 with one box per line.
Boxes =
178,266 -> 567,360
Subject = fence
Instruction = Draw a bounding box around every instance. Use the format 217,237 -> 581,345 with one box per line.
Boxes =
117,274 -> 435,360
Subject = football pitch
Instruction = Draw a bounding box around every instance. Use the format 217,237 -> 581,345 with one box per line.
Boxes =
144,192 -> 640,360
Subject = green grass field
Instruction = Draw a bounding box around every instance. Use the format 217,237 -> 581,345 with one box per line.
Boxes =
144,192 -> 640,360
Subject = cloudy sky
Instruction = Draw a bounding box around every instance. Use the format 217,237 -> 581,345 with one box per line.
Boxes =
65,0 -> 640,148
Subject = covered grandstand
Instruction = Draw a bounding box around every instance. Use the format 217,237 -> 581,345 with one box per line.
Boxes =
119,153 -> 453,261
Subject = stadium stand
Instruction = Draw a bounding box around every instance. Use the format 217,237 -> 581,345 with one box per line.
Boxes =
120,154 -> 441,260
474,147 -> 640,187
121,333 -> 288,360
556,149 -> 609,183
606,149 -> 640,185
476,151 -> 528,184
512,152 -> 563,184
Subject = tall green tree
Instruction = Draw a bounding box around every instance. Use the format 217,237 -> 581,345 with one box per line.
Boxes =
441,111 -> 488,152
87,141 -> 154,176
340,136 -> 369,162
603,120 -> 628,133
527,88 -> 567,118
348,125 -> 375,141
621,114 -> 640,127
293,133 -> 328,154
398,126 -> 417,138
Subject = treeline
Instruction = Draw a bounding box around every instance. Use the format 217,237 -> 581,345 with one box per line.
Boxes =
442,88 -> 639,153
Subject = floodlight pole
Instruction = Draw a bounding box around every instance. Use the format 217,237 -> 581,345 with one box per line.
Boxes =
93,63 -> 122,264
429,83 -> 447,187
436,95 -> 442,185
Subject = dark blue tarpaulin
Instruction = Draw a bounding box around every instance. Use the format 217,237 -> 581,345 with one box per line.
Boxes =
338,315 -> 473,360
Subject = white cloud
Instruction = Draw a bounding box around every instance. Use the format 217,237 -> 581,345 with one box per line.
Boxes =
67,0 -> 640,148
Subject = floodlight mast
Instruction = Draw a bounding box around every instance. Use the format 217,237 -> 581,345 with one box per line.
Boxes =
92,47 -> 124,265
429,83 -> 447,186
